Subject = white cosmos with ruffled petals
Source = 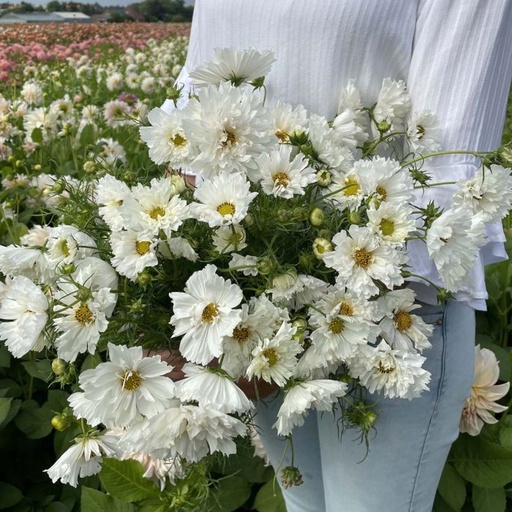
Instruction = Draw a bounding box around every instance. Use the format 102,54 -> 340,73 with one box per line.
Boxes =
69,343 -> 176,428
274,379 -> 348,436
170,265 -> 243,365
0,276 -> 48,358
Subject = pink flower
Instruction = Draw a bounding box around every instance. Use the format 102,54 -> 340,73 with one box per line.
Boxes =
459,345 -> 510,436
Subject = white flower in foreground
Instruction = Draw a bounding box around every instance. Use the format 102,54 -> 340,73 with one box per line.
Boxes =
323,225 -> 406,298
326,169 -> 364,212
426,208 -> 485,292
170,265 -> 243,365
256,145 -> 316,198
357,157 -> 413,206
459,345 -> 510,436
452,165 -> 512,223
95,174 -> 132,232
53,280 -> 116,363
0,276 -> 48,358
267,100 -> 308,143
274,380 -> 348,436
189,47 -> 276,87
70,343 -> 176,428
228,253 -> 259,276
45,432 -> 119,487
246,322 -> 301,387
367,202 -> 416,245
375,288 -> 433,352
110,229 -> 159,280
163,237 -> 198,262
212,225 -> 247,254
348,340 -> 430,399
45,225 -> 97,269
406,110 -> 441,154
139,107 -> 195,166
176,363 -> 253,414
372,78 -> 411,135
0,243 -> 47,281
183,83 -> 274,178
125,178 -> 189,237
190,172 -> 257,227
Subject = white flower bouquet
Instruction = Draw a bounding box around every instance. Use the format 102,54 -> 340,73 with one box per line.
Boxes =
1,48 -> 511,492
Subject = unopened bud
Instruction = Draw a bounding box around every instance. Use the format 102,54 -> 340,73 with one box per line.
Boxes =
51,358 -> 68,376
309,207 -> 324,226
51,414 -> 73,432
313,238 -> 333,259
316,169 -> 331,187
377,120 -> 391,133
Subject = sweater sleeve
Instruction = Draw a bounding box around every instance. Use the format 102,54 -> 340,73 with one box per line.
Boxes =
407,0 -> 512,263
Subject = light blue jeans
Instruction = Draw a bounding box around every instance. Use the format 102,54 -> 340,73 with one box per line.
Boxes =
254,300 -> 475,512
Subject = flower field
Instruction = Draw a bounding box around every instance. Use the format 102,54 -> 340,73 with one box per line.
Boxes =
0,22 -> 511,512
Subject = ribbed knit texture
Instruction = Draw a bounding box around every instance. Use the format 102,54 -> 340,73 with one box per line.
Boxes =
174,0 -> 512,308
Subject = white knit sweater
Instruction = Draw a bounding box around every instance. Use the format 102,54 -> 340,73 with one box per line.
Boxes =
166,0 -> 512,309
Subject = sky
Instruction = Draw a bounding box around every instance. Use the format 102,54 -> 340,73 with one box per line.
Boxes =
26,0 -> 194,6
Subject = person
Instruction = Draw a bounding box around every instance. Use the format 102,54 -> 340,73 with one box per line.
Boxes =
160,1 -> 512,510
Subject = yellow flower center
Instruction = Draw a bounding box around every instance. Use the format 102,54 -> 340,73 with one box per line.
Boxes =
353,248 -> 373,269
149,206 -> 165,220
222,129 -> 237,147
262,347 -> 279,367
376,185 -> 387,201
135,240 -> 151,255
380,218 -> 395,236
377,360 -> 396,374
201,303 -> 219,323
275,129 -> 289,142
217,202 -> 236,217
329,317 -> 345,334
273,172 -> 290,188
58,239 -> 70,257
339,302 -> 354,316
394,310 -> 413,332
120,370 -> 143,391
75,303 -> 94,325
232,324 -> 251,343
343,176 -> 360,196
171,133 -> 187,147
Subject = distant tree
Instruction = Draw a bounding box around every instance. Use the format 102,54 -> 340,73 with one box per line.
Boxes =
138,0 -> 192,22
46,0 -> 63,11
12,1 -> 34,12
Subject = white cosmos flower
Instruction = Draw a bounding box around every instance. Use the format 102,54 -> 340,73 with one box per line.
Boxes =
212,225 -> 247,254
139,107 -> 195,166
188,47 -> 276,87
323,225 -> 406,298
95,137 -> 126,167
0,276 -> 48,358
70,343 -> 176,428
367,202 -> 416,245
357,157 -> 413,206
256,145 -> 316,198
183,83 -> 275,179
122,178 -> 189,237
274,380 -> 348,436
162,237 -> 198,262
267,100 -> 308,143
325,169 -> 364,212
372,78 -> 411,136
190,172 -> 257,227
348,340 -> 430,400
308,114 -> 354,170
0,243 -> 47,281
375,288 -> 433,352
452,164 -> 512,223
459,345 -> 510,436
246,322 -> 301,387
268,271 -> 328,310
45,225 -> 97,270
53,278 -> 116,363
426,208 -> 485,292
110,229 -> 159,280
308,288 -> 375,364
406,110 -> 441,154
228,253 -> 259,276
335,80 -> 368,147
176,363 -> 253,414
45,432 -> 119,487
95,174 -> 132,232
222,299 -> 277,378
169,265 -> 243,365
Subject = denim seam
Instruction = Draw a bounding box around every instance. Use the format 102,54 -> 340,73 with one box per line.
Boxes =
407,305 -> 448,511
